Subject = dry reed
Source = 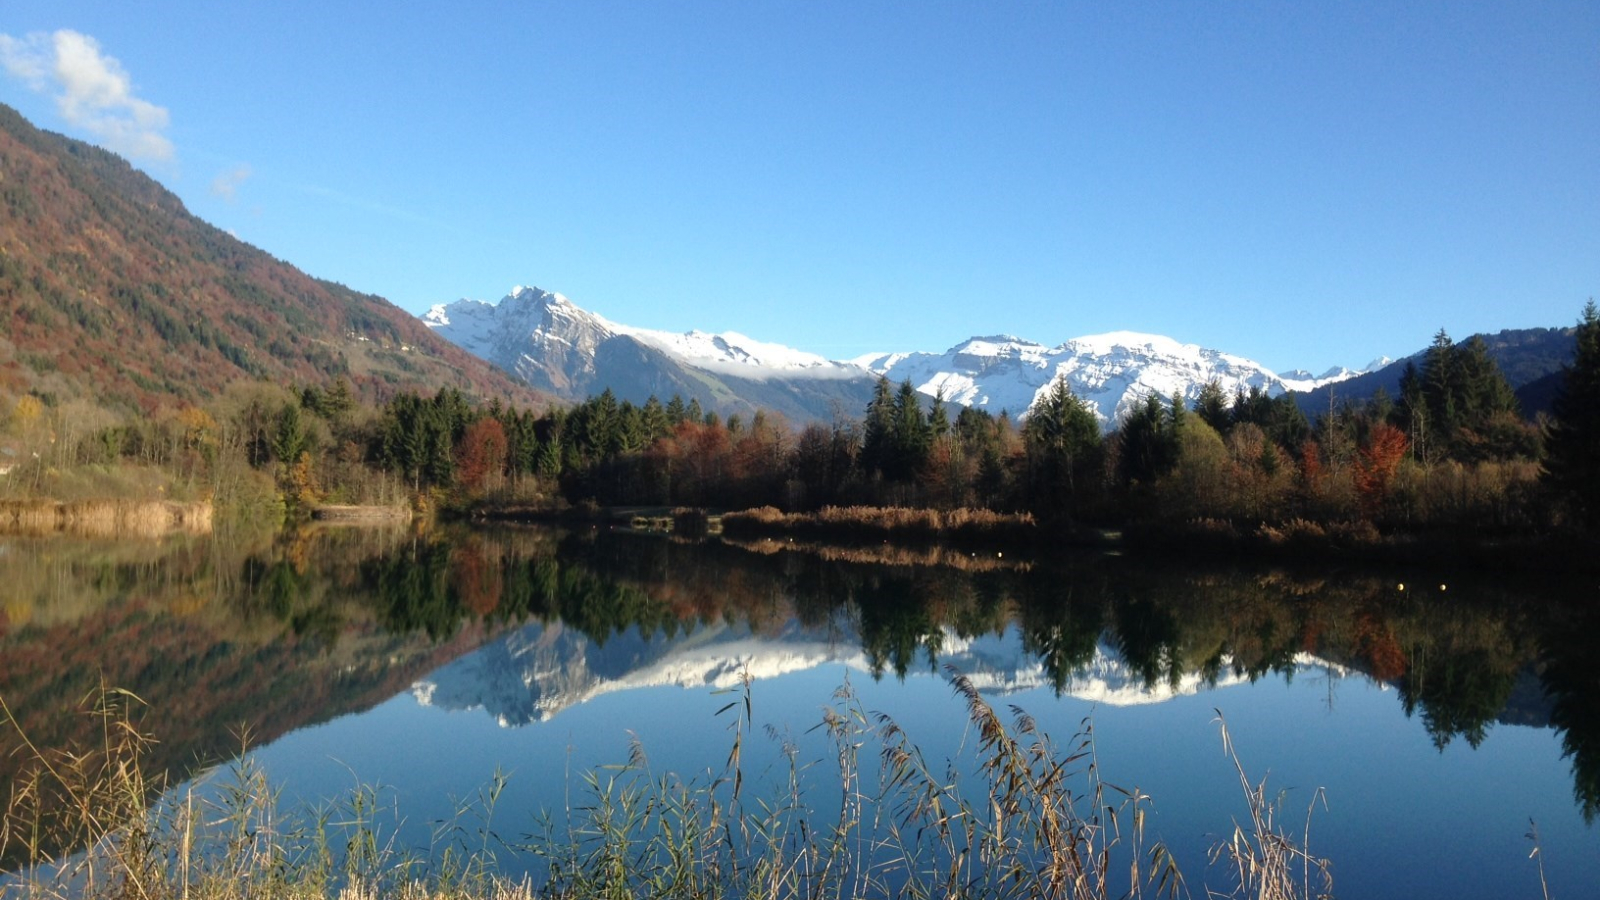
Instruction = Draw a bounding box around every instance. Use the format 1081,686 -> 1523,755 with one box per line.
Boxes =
3,680 -> 1339,900
0,500 -> 212,537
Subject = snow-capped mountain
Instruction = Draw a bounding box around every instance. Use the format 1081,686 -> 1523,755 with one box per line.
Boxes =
420,286 -> 1367,428
855,332 -> 1367,428
423,287 -> 880,422
410,615 -> 1338,728
1280,357 -> 1394,385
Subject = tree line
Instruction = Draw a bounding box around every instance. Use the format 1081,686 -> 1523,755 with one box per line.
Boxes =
4,303 -> 1598,534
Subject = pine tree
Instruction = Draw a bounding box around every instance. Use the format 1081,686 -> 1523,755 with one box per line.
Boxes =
1398,329 -> 1521,460
1022,376 -> 1101,516
1118,393 -> 1174,486
859,377 -> 895,479
1195,379 -> 1230,433
888,379 -> 930,482
928,389 -> 950,440
272,401 -> 308,468
665,394 -> 688,426
1544,301 -> 1600,526
641,395 -> 670,442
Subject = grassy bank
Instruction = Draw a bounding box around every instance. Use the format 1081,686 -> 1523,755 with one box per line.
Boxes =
2,681 -> 1333,900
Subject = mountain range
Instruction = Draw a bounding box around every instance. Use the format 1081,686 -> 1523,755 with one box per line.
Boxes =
0,98 -> 1576,428
424,288 -> 1389,428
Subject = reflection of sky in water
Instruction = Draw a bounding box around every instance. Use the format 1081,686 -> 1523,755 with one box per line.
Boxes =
243,625 -> 1598,900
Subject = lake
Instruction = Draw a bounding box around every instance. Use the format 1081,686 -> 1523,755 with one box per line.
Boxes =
2,523 -> 1596,898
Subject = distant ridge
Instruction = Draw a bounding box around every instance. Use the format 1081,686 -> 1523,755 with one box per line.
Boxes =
1293,327 -> 1576,418
423,288 -> 1370,429
855,332 -> 1370,428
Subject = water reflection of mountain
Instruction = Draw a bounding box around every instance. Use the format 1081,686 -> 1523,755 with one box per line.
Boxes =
410,617 -> 1333,727
4,523 -> 1595,826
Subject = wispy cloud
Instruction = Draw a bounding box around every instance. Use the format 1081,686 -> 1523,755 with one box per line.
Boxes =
210,163 -> 252,201
293,181 -> 445,228
0,29 -> 173,161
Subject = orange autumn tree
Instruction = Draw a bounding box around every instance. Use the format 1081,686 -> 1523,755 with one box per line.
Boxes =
1354,422 -> 1409,517
456,418 -> 508,493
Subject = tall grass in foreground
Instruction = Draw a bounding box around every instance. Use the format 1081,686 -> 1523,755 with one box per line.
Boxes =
3,678 -> 1330,900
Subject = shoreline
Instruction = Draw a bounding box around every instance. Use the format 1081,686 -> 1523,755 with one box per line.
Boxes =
0,499 -> 213,537
461,499 -> 1600,573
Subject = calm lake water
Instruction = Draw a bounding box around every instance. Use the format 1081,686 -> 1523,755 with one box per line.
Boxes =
2,524 -> 1597,898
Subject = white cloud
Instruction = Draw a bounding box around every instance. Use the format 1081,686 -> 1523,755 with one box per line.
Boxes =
0,29 -> 174,161
210,163 -> 252,201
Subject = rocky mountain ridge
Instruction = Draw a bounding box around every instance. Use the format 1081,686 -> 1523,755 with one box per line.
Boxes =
423,287 -> 1371,428
423,288 -> 880,423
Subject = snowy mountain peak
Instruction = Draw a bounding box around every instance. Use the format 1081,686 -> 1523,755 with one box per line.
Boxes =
420,284 -> 882,419
1063,331 -> 1192,356
505,285 -> 570,305
862,329 -> 1360,428
419,283 -> 1368,428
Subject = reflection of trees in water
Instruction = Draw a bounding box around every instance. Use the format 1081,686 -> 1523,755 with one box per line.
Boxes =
0,526 -> 478,847
6,524 -> 1595,824
320,527 -> 1584,802
1538,604 -> 1600,822
1013,581 -> 1103,694
1400,646 -> 1519,750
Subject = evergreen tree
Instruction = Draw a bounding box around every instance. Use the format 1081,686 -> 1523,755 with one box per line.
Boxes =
1265,393 -> 1311,450
1194,379 -> 1231,433
326,378 -> 355,417
888,379 -> 931,482
1456,336 -> 1519,421
859,377 -> 895,479
1544,301 -> 1600,526
665,394 -> 688,426
1397,329 -> 1521,460
1118,393 -> 1175,486
1231,386 -> 1276,430
1395,361 -> 1430,461
641,395 -> 670,442
1423,329 -> 1461,444
1022,376 -> 1102,517
928,389 -> 950,440
272,401 -> 308,467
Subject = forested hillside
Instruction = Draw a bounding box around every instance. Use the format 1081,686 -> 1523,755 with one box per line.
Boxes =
1296,326 -> 1576,418
0,103 -> 542,413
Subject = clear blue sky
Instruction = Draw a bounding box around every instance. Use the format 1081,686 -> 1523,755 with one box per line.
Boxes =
3,1 -> 1596,374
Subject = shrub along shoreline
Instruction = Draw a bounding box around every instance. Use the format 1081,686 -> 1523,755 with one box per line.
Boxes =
457,499 -> 1600,574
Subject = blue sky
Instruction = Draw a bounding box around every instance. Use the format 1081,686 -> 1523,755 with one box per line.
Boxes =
2,1 -> 1595,374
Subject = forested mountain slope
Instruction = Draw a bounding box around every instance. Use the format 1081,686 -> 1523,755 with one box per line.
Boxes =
0,103 -> 544,413
1295,326 -> 1576,418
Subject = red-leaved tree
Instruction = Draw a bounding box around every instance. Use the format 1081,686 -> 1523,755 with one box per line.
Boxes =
1354,422 -> 1409,517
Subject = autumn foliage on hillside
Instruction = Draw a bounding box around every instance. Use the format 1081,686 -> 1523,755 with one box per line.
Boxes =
0,103 -> 542,414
